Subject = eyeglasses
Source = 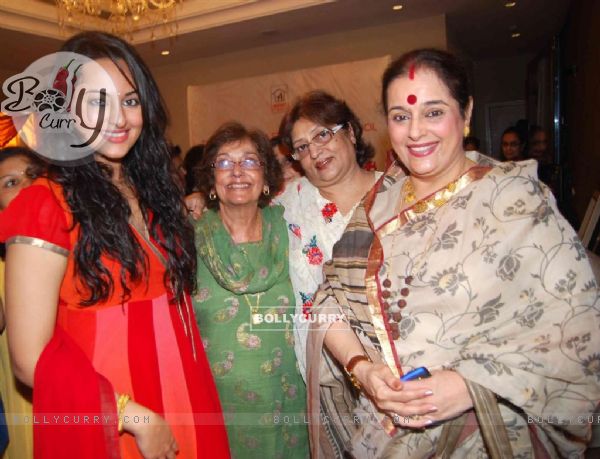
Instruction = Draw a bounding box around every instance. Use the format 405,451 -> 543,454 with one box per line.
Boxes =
212,158 -> 264,170
291,123 -> 346,160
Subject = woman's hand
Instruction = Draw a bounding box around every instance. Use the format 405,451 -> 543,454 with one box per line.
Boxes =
353,361 -> 437,427
363,369 -> 473,429
322,323 -> 471,429
124,401 -> 179,459
184,192 -> 205,220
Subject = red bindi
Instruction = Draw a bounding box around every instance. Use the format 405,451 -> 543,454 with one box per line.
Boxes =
408,63 -> 415,80
407,94 -> 417,105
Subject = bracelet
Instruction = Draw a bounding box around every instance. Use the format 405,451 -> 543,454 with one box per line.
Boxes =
343,354 -> 371,391
116,393 -> 131,434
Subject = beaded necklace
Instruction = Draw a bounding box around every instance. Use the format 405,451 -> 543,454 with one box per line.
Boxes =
386,162 -> 475,340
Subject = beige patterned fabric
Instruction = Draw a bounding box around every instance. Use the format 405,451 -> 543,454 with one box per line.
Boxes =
307,153 -> 600,458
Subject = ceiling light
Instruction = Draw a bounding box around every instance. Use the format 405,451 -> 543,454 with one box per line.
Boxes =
511,32 -> 521,38
161,50 -> 170,56
392,5 -> 403,11
55,0 -> 183,40
505,2 -> 516,7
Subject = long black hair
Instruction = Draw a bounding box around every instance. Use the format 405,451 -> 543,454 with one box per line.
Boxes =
51,31 -> 195,305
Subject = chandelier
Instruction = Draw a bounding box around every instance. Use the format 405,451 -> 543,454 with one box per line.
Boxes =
55,0 -> 182,40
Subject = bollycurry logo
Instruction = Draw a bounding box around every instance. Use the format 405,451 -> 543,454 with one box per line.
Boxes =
1,52 -> 118,165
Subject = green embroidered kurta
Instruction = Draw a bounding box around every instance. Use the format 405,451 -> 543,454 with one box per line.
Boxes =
193,206 -> 309,459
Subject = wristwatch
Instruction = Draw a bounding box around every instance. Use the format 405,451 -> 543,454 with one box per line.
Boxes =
344,354 -> 371,391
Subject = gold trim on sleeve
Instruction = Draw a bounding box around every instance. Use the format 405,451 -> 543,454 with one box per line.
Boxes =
6,236 -> 69,257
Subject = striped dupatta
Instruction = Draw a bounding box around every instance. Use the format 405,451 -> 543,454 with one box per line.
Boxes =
306,171 -> 399,458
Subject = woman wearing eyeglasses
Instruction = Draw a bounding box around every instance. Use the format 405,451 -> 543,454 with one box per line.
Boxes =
277,91 -> 381,383
192,122 -> 309,459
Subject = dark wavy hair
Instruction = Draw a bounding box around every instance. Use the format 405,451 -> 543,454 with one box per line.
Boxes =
0,146 -> 47,179
381,48 -> 471,118
50,31 -> 195,305
194,122 -> 283,211
279,90 -> 374,167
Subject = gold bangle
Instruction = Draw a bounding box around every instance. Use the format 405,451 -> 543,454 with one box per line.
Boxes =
117,393 -> 131,434
343,354 -> 371,391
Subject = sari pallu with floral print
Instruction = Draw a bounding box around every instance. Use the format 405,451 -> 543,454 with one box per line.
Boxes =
307,153 -> 600,458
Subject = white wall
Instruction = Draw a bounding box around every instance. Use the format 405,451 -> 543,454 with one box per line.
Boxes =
150,15 -> 447,152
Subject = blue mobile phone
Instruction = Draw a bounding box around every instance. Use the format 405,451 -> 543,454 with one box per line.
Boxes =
400,366 -> 431,381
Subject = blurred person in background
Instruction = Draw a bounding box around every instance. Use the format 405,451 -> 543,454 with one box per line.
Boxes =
500,126 -> 526,161
462,135 -> 480,152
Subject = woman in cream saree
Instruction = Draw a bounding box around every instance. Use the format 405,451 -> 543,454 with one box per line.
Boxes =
307,49 -> 600,458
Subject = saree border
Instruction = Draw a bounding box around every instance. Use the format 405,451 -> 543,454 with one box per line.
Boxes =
6,235 -> 69,257
363,165 -> 404,381
365,166 -> 492,379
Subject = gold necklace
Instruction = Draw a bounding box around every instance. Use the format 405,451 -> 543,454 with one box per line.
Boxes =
243,292 -> 263,324
401,176 -> 460,214
402,178 -> 417,204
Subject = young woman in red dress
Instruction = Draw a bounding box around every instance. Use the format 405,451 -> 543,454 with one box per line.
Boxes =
0,32 -> 230,459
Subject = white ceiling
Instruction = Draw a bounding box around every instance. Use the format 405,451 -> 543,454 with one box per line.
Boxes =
0,0 -> 571,73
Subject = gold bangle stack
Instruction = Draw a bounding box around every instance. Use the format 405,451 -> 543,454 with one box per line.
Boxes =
343,354 -> 371,391
117,393 -> 131,434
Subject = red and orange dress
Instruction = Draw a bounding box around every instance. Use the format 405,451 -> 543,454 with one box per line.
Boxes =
0,178 -> 230,459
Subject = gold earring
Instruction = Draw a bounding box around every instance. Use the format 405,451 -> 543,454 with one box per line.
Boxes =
263,185 -> 270,196
463,125 -> 471,137
209,191 -> 217,200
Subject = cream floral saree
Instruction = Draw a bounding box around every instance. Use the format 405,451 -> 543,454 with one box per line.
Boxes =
307,153 -> 600,458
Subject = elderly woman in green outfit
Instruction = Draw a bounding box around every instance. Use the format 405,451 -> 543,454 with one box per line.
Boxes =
192,122 -> 308,459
